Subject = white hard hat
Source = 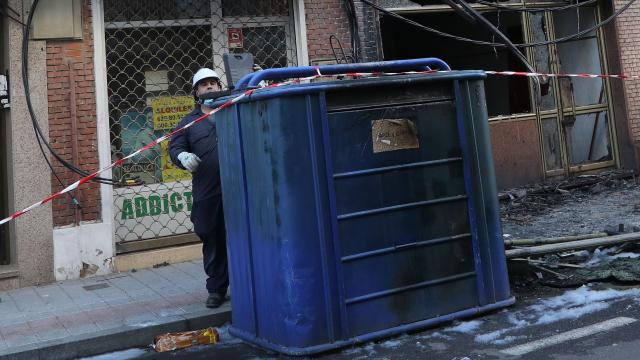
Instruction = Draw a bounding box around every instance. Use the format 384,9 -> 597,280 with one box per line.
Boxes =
192,68 -> 220,87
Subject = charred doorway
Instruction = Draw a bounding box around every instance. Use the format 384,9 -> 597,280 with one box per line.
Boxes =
380,5 -> 617,178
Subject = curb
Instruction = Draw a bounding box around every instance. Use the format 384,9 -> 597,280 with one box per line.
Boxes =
0,308 -> 231,360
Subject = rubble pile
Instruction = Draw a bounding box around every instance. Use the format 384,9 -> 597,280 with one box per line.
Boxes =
500,169 -> 635,224
501,169 -> 640,290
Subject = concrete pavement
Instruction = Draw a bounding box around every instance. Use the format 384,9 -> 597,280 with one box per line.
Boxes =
0,260 -> 230,359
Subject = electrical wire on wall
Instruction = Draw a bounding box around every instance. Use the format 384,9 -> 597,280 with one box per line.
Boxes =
361,0 -> 638,108
22,0 -> 119,188
475,0 -> 599,12
361,0 -> 639,48
0,2 -> 26,26
21,0 -> 83,207
344,0 -> 361,62
447,0 -> 539,82
446,0 -> 542,102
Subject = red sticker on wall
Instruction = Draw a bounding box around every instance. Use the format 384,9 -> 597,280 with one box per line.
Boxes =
227,28 -> 244,49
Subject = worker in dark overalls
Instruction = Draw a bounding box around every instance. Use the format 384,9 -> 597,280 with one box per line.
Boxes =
169,68 -> 228,308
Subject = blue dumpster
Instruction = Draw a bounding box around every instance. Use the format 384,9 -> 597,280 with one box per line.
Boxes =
209,59 -> 514,355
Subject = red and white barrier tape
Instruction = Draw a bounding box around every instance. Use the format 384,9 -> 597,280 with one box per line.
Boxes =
0,68 -> 637,226
0,74 -> 318,226
484,70 -> 640,80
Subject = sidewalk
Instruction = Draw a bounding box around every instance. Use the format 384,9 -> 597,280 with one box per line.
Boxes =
0,260 -> 231,360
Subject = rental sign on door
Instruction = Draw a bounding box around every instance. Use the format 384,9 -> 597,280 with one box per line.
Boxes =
151,96 -> 194,131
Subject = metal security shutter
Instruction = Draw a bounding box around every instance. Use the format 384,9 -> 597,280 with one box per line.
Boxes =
103,0 -> 298,248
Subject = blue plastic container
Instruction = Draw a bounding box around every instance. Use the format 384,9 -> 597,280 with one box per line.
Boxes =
210,59 -> 514,355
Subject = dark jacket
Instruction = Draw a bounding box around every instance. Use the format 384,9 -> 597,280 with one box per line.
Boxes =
169,107 -> 221,203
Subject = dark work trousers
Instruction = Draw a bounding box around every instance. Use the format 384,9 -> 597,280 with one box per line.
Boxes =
191,194 -> 229,295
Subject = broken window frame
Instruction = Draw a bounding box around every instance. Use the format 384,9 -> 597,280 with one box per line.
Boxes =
527,4 -> 617,176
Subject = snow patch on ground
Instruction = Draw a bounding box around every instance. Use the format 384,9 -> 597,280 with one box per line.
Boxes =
580,247 -> 640,267
571,250 -> 592,258
535,301 -> 609,325
491,335 -> 526,345
415,341 -> 428,350
349,343 -> 376,359
125,320 -> 160,328
379,339 -> 404,349
445,320 -> 483,333
80,348 -> 147,360
419,331 -> 453,340
474,328 -> 512,344
342,347 -> 363,355
457,285 -> 640,345
506,313 -> 528,327
379,334 -> 413,349
530,285 -> 640,313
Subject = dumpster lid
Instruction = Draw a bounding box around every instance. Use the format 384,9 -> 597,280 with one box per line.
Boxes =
208,70 -> 486,108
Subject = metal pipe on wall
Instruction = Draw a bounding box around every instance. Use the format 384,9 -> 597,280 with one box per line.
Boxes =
67,61 -> 81,225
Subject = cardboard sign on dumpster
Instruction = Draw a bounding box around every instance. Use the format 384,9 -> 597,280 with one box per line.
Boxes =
372,118 -> 420,153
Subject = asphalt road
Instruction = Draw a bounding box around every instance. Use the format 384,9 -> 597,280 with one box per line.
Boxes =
122,283 -> 640,360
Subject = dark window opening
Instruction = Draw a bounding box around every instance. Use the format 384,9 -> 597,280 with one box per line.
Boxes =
380,11 -> 532,117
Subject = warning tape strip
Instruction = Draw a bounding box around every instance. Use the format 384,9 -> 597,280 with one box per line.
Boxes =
0,74 -> 313,226
1,68 -> 638,226
484,70 -> 640,80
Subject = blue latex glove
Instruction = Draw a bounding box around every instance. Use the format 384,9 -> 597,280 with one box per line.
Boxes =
177,152 -> 201,172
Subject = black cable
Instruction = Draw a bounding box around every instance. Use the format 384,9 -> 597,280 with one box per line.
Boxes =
34,122 -> 81,207
23,0 -> 118,185
22,0 -> 119,187
362,0 -> 639,48
521,0 -> 638,48
19,0 -> 82,206
475,0 -> 598,12
344,0 -> 361,62
0,8 -> 26,27
363,0 -> 501,46
3,2 -> 20,17
448,0 -> 541,99
0,11 -> 27,26
450,0 -> 534,70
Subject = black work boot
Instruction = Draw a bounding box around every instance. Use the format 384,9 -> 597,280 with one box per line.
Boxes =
206,292 -> 225,308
